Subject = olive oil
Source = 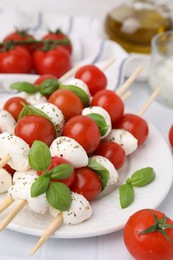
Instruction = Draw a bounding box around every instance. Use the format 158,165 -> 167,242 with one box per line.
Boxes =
105,0 -> 173,53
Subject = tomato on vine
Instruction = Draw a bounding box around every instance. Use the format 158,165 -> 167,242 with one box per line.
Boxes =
124,209 -> 173,260
42,29 -> 72,54
0,46 -> 32,74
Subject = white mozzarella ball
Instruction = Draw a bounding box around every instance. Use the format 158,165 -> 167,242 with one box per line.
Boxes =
64,78 -> 91,96
0,109 -> 16,134
50,136 -> 88,168
104,129 -> 138,155
20,92 -> 47,105
90,155 -> 119,187
82,106 -> 112,138
49,192 -> 92,225
0,132 -> 30,171
34,103 -> 65,135
0,168 -> 12,193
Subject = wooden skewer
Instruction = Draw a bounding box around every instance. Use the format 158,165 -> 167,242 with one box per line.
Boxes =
31,212 -> 63,255
59,64 -> 80,82
137,88 -> 160,116
0,197 -> 14,214
0,200 -> 27,232
0,154 -> 11,169
121,91 -> 132,102
116,66 -> 143,97
100,58 -> 116,71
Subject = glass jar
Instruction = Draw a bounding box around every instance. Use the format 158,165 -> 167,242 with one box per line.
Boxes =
104,0 -> 173,54
149,31 -> 173,108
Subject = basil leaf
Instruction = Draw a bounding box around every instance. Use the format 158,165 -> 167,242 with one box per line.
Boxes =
60,84 -> 89,107
10,82 -> 37,94
18,104 -> 57,136
49,164 -> 74,180
130,167 -> 155,187
86,113 -> 109,136
31,174 -> 50,197
46,182 -> 71,211
88,158 -> 109,189
29,140 -> 51,171
39,79 -> 60,95
119,183 -> 134,209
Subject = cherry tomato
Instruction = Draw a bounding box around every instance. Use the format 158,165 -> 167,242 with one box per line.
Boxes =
33,74 -> 57,85
3,96 -> 28,121
124,209 -> 173,260
38,156 -> 75,187
15,115 -> 56,147
42,29 -> 72,54
32,46 -> 71,78
70,167 -> 102,201
91,89 -> 124,123
3,30 -> 35,53
48,89 -> 84,121
113,113 -> 149,145
94,141 -> 126,169
75,64 -> 107,96
169,125 -> 173,148
3,164 -> 15,176
0,46 -> 32,74
63,115 -> 101,154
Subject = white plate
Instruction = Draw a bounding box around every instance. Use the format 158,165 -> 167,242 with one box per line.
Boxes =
0,90 -> 172,238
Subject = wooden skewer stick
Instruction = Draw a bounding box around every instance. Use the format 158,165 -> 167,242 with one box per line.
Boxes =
31,212 -> 63,255
100,58 -> 116,71
0,197 -> 14,214
0,200 -> 27,232
121,91 -> 132,102
0,154 -> 11,169
138,87 -> 160,116
59,64 -> 80,82
116,66 -> 143,97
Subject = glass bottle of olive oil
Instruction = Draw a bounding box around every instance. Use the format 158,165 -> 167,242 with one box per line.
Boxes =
105,0 -> 173,54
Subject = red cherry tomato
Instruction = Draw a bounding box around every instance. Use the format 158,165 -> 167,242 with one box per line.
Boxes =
33,74 -> 57,85
75,64 -> 107,96
124,209 -> 173,260
48,89 -> 84,121
3,164 -> 15,176
32,46 -> 71,78
94,141 -> 126,169
113,113 -> 149,145
70,167 -> 102,201
3,30 -> 35,53
38,156 -> 75,187
0,46 -> 32,74
91,89 -> 124,123
63,115 -> 101,154
3,96 -> 28,121
42,29 -> 72,54
15,115 -> 56,147
169,125 -> 173,148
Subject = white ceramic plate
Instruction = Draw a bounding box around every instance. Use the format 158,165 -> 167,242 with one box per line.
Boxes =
0,90 -> 172,238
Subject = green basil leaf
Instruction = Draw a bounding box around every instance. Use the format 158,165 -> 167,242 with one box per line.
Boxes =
88,158 -> 109,190
31,174 -> 50,197
130,167 -> 155,187
29,140 -> 51,171
119,183 -> 134,209
10,82 -> 37,94
46,182 -> 71,211
18,104 -> 57,136
39,79 -> 60,95
86,113 -> 109,136
49,163 -> 74,180
60,84 -> 89,107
